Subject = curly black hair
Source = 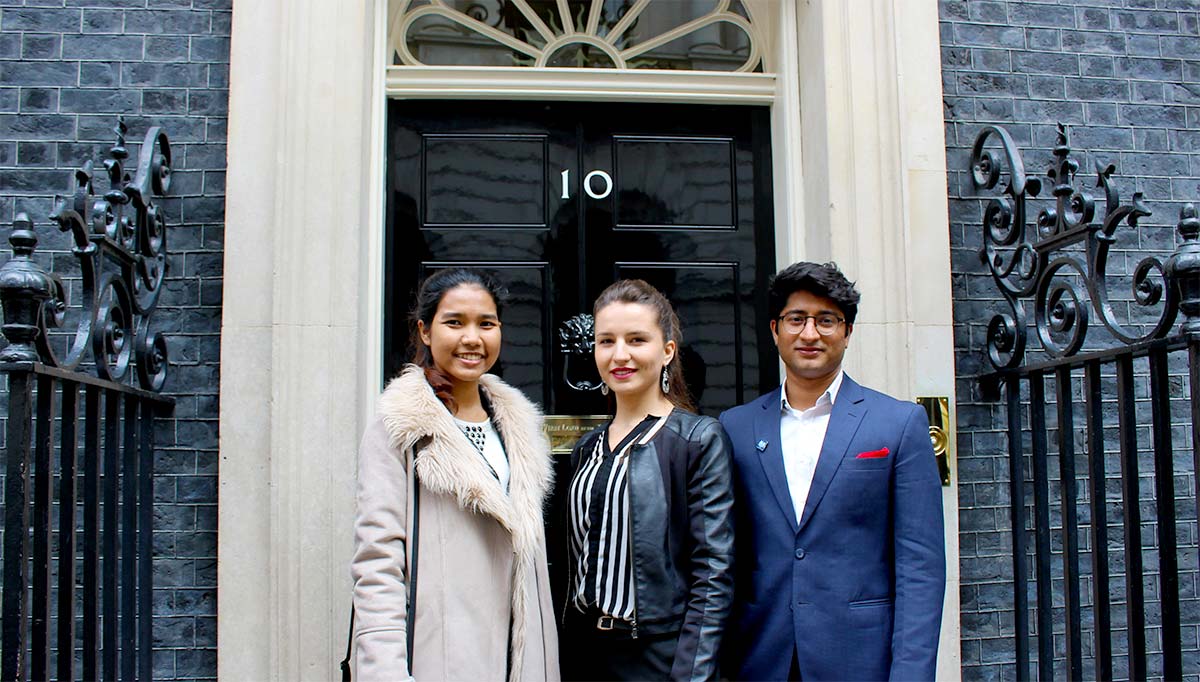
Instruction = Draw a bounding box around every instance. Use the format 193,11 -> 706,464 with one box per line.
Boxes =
767,261 -> 861,324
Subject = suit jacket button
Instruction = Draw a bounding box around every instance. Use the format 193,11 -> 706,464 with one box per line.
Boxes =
794,548 -> 806,560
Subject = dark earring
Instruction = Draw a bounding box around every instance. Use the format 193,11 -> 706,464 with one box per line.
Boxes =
661,367 -> 670,394
601,383 -> 610,396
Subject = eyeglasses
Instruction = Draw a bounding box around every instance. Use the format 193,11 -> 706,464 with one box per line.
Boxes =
775,313 -> 845,335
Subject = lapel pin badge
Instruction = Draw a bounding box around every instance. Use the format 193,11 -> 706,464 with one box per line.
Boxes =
756,439 -> 768,452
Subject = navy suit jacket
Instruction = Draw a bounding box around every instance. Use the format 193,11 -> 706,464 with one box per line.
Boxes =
719,374 -> 945,681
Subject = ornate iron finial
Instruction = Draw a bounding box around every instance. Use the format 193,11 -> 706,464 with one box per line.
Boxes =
0,213 -> 55,362
969,123 -> 1172,369
1167,204 -> 1200,339
0,120 -> 172,390
112,116 -> 128,159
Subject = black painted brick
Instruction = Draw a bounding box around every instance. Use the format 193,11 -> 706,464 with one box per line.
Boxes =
1081,55 -> 1114,77
187,89 -> 225,117
1065,77 -> 1129,101
1121,103 -> 1188,127
955,22 -> 1026,48
65,0 -> 149,7
975,48 -> 1012,72
143,88 -> 187,114
0,1 -> 228,679
16,141 -> 53,166
1115,10 -> 1179,33
1134,80 -> 1165,102
1012,50 -> 1079,75
121,62 -> 208,88
0,61 -> 78,87
18,88 -> 58,113
189,36 -> 227,63
1026,28 -> 1060,51
146,35 -> 188,62
82,8 -> 123,33
1127,32 -> 1162,58
960,72 -> 1026,96
1086,101 -> 1119,125
61,33 -> 143,60
1116,56 -> 1182,80
58,87 -> 141,113
1077,7 -> 1111,31
206,61 -> 227,89
970,2 -> 1008,24
1009,3 -> 1074,28
1,8 -> 83,32
123,10 -> 211,36
1061,30 -> 1127,55
1164,36 -> 1200,59
21,33 -> 60,59
1029,74 -> 1064,98
1170,82 -> 1200,105
0,34 -> 17,59
79,61 -> 117,86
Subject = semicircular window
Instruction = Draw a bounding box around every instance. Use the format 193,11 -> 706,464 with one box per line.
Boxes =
391,0 -> 764,72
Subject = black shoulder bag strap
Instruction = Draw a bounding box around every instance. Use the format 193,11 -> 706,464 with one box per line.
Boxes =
341,437 -> 427,682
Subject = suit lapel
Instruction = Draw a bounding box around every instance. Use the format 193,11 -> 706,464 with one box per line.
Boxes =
797,375 -> 867,533
754,387 -> 798,533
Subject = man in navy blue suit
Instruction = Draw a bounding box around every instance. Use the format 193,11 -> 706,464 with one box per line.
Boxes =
720,262 -> 945,681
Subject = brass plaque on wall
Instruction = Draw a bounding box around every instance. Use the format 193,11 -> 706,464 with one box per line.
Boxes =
544,415 -> 610,454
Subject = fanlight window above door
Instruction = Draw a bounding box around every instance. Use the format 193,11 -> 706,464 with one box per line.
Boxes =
389,0 -> 763,72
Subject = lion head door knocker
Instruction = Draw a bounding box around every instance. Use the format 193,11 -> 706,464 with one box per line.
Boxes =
558,313 -> 604,391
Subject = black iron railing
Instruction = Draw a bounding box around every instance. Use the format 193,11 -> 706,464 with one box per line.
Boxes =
0,120 -> 174,681
971,124 -> 1200,681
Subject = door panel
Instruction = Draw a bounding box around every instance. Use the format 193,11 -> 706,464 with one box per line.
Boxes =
613,136 -> 737,230
386,100 -> 774,417
422,134 -> 549,227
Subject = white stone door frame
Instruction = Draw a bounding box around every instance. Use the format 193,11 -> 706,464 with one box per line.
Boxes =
219,1 -> 960,679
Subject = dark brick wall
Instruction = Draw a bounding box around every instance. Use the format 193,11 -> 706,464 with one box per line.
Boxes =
942,1 -> 1200,680
0,1 -> 227,680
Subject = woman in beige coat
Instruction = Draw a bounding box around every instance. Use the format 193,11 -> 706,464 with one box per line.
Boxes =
352,268 -> 560,681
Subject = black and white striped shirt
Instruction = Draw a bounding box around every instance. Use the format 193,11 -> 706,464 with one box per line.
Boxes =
567,414 -> 669,621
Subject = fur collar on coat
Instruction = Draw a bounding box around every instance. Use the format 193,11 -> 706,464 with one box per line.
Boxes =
376,365 -> 554,677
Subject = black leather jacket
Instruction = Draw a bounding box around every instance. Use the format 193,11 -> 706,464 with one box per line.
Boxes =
563,408 -> 735,682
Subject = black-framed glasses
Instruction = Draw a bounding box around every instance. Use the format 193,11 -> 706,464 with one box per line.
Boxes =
775,313 -> 845,335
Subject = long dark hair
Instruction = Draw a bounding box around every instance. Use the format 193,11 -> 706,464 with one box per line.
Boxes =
593,279 -> 695,412
409,268 -> 507,411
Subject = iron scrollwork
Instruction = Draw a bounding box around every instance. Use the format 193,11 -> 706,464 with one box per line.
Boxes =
0,118 -> 172,391
968,123 -> 1196,369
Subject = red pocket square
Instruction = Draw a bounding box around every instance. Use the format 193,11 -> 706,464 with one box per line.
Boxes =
856,448 -> 889,459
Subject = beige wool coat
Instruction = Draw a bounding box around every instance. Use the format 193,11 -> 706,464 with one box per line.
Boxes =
351,366 -> 561,682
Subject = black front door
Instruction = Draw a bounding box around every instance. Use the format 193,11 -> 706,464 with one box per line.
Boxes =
385,100 -> 776,418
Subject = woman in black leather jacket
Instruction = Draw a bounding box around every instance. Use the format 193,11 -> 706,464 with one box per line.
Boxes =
560,279 -> 735,682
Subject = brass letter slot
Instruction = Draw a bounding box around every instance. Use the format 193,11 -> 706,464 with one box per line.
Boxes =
916,396 -> 952,487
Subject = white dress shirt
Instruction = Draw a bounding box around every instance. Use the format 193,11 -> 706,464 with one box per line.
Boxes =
779,370 -> 844,523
